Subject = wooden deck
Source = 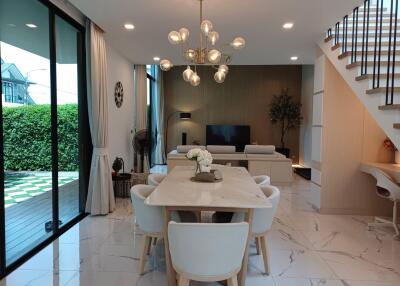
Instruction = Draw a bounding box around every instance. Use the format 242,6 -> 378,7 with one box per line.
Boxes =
5,180 -> 79,265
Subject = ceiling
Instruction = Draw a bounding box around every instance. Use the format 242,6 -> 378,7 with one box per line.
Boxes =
69,0 -> 363,65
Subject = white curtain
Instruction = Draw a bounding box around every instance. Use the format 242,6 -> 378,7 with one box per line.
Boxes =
85,21 -> 115,215
134,65 -> 149,172
134,65 -> 147,131
154,67 -> 166,164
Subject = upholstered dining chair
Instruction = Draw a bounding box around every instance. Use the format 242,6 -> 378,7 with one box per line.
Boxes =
131,184 -> 170,275
168,222 -> 249,286
252,175 -> 271,186
148,173 -> 167,186
367,169 -> 400,239
231,185 -> 280,274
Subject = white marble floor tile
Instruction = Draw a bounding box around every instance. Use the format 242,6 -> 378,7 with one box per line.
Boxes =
2,176 -> 400,286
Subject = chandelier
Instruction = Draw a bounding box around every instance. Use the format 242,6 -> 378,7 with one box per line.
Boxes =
159,0 -> 246,86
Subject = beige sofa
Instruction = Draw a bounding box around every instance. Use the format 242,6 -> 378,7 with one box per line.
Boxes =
167,145 -> 293,184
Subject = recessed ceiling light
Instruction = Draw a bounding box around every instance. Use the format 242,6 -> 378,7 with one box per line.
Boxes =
7,23 -> 16,28
283,22 -> 294,29
153,57 -> 160,61
124,23 -> 135,30
290,56 -> 299,61
26,23 -> 37,28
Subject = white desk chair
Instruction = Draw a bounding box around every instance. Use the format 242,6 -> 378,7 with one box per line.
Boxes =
168,222 -> 249,286
148,173 -> 167,186
131,184 -> 179,274
367,169 -> 400,239
253,175 -> 271,186
231,185 -> 280,274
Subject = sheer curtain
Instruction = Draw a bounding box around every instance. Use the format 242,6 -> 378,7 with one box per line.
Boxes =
154,67 -> 166,164
134,65 -> 149,172
85,20 -> 115,215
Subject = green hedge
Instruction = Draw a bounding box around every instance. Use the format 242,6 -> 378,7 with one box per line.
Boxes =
3,104 -> 78,171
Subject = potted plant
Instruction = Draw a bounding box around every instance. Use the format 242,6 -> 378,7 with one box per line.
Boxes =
186,148 -> 213,175
269,89 -> 302,158
383,137 -> 399,164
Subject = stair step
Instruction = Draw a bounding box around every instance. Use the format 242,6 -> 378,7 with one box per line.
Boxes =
366,87 -> 400,94
346,61 -> 400,69
378,104 -> 400,110
348,18 -> 399,24
332,41 -> 400,51
356,74 -> 400,81
394,123 -> 400,129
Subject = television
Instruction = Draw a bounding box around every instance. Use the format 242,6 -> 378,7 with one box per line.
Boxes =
206,125 -> 250,152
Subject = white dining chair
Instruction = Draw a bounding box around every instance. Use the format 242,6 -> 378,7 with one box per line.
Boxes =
367,168 -> 400,239
168,222 -> 249,286
253,175 -> 271,186
131,184 -> 175,275
231,185 -> 280,274
148,173 -> 167,186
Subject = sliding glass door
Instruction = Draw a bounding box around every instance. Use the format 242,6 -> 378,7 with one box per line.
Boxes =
0,0 -> 90,275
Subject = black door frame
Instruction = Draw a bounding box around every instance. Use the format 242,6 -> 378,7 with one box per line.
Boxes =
0,0 -> 91,277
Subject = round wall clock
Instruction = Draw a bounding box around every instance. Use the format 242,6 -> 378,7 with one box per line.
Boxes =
114,81 -> 124,108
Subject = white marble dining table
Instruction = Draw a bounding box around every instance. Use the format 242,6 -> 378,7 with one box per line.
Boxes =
145,165 -> 272,286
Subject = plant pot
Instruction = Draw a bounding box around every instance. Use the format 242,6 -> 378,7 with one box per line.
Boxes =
276,147 -> 290,158
395,151 -> 400,164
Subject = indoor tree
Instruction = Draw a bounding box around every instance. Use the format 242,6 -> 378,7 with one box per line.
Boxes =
269,89 -> 302,153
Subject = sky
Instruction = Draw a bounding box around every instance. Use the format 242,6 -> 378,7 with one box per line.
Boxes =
1,41 -> 78,105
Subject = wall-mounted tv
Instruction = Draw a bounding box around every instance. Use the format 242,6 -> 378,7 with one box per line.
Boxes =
206,125 -> 250,152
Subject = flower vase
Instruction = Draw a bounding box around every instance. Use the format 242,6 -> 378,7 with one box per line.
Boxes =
194,162 -> 201,176
396,151 -> 400,164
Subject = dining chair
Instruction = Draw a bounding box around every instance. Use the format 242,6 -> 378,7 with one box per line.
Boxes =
168,222 -> 249,286
148,173 -> 167,186
367,168 -> 400,239
131,184 -> 171,275
252,175 -> 271,186
231,185 -> 280,274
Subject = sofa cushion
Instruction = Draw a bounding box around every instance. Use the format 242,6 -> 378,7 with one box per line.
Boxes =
206,145 -> 236,154
244,145 -> 275,154
176,145 -> 206,153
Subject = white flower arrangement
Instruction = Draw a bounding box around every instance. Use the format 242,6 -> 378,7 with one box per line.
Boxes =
186,148 -> 213,172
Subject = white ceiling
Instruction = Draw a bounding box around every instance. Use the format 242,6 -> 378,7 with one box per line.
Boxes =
69,0 -> 363,65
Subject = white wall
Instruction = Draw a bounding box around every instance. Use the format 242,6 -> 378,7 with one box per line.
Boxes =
299,65 -> 314,167
107,43 -> 135,172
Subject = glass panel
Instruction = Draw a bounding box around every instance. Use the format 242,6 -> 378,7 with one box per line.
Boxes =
55,16 -> 80,225
1,0 -> 53,265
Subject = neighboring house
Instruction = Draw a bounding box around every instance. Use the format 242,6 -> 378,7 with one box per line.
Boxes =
1,59 -> 34,105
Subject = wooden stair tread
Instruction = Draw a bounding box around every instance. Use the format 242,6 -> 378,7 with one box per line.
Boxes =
332,41 -> 400,51
379,104 -> 400,110
394,123 -> 400,129
346,61 -> 400,69
356,74 -> 400,81
366,87 -> 400,94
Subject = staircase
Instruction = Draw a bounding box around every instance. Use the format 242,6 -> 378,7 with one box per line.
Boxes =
319,0 -> 400,149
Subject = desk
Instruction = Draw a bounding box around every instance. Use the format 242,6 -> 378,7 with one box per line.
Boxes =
360,162 -> 400,183
146,165 -> 271,286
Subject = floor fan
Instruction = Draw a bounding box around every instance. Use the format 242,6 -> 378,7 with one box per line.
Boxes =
133,129 -> 150,173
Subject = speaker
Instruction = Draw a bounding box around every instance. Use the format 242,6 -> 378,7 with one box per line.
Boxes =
182,132 -> 187,145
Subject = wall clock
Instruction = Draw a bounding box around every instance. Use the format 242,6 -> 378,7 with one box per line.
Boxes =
114,81 -> 124,108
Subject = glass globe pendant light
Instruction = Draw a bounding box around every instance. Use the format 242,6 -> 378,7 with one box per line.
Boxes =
182,66 -> 194,82
214,70 -> 226,83
160,59 -> 173,71
230,37 -> 246,49
200,20 -> 213,35
179,28 -> 190,43
185,49 -> 197,61
190,72 -> 200,86
207,49 -> 221,64
218,64 -> 229,74
168,31 -> 182,44
208,31 -> 219,46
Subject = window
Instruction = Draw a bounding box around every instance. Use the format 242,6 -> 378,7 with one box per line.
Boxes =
0,0 -> 91,275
